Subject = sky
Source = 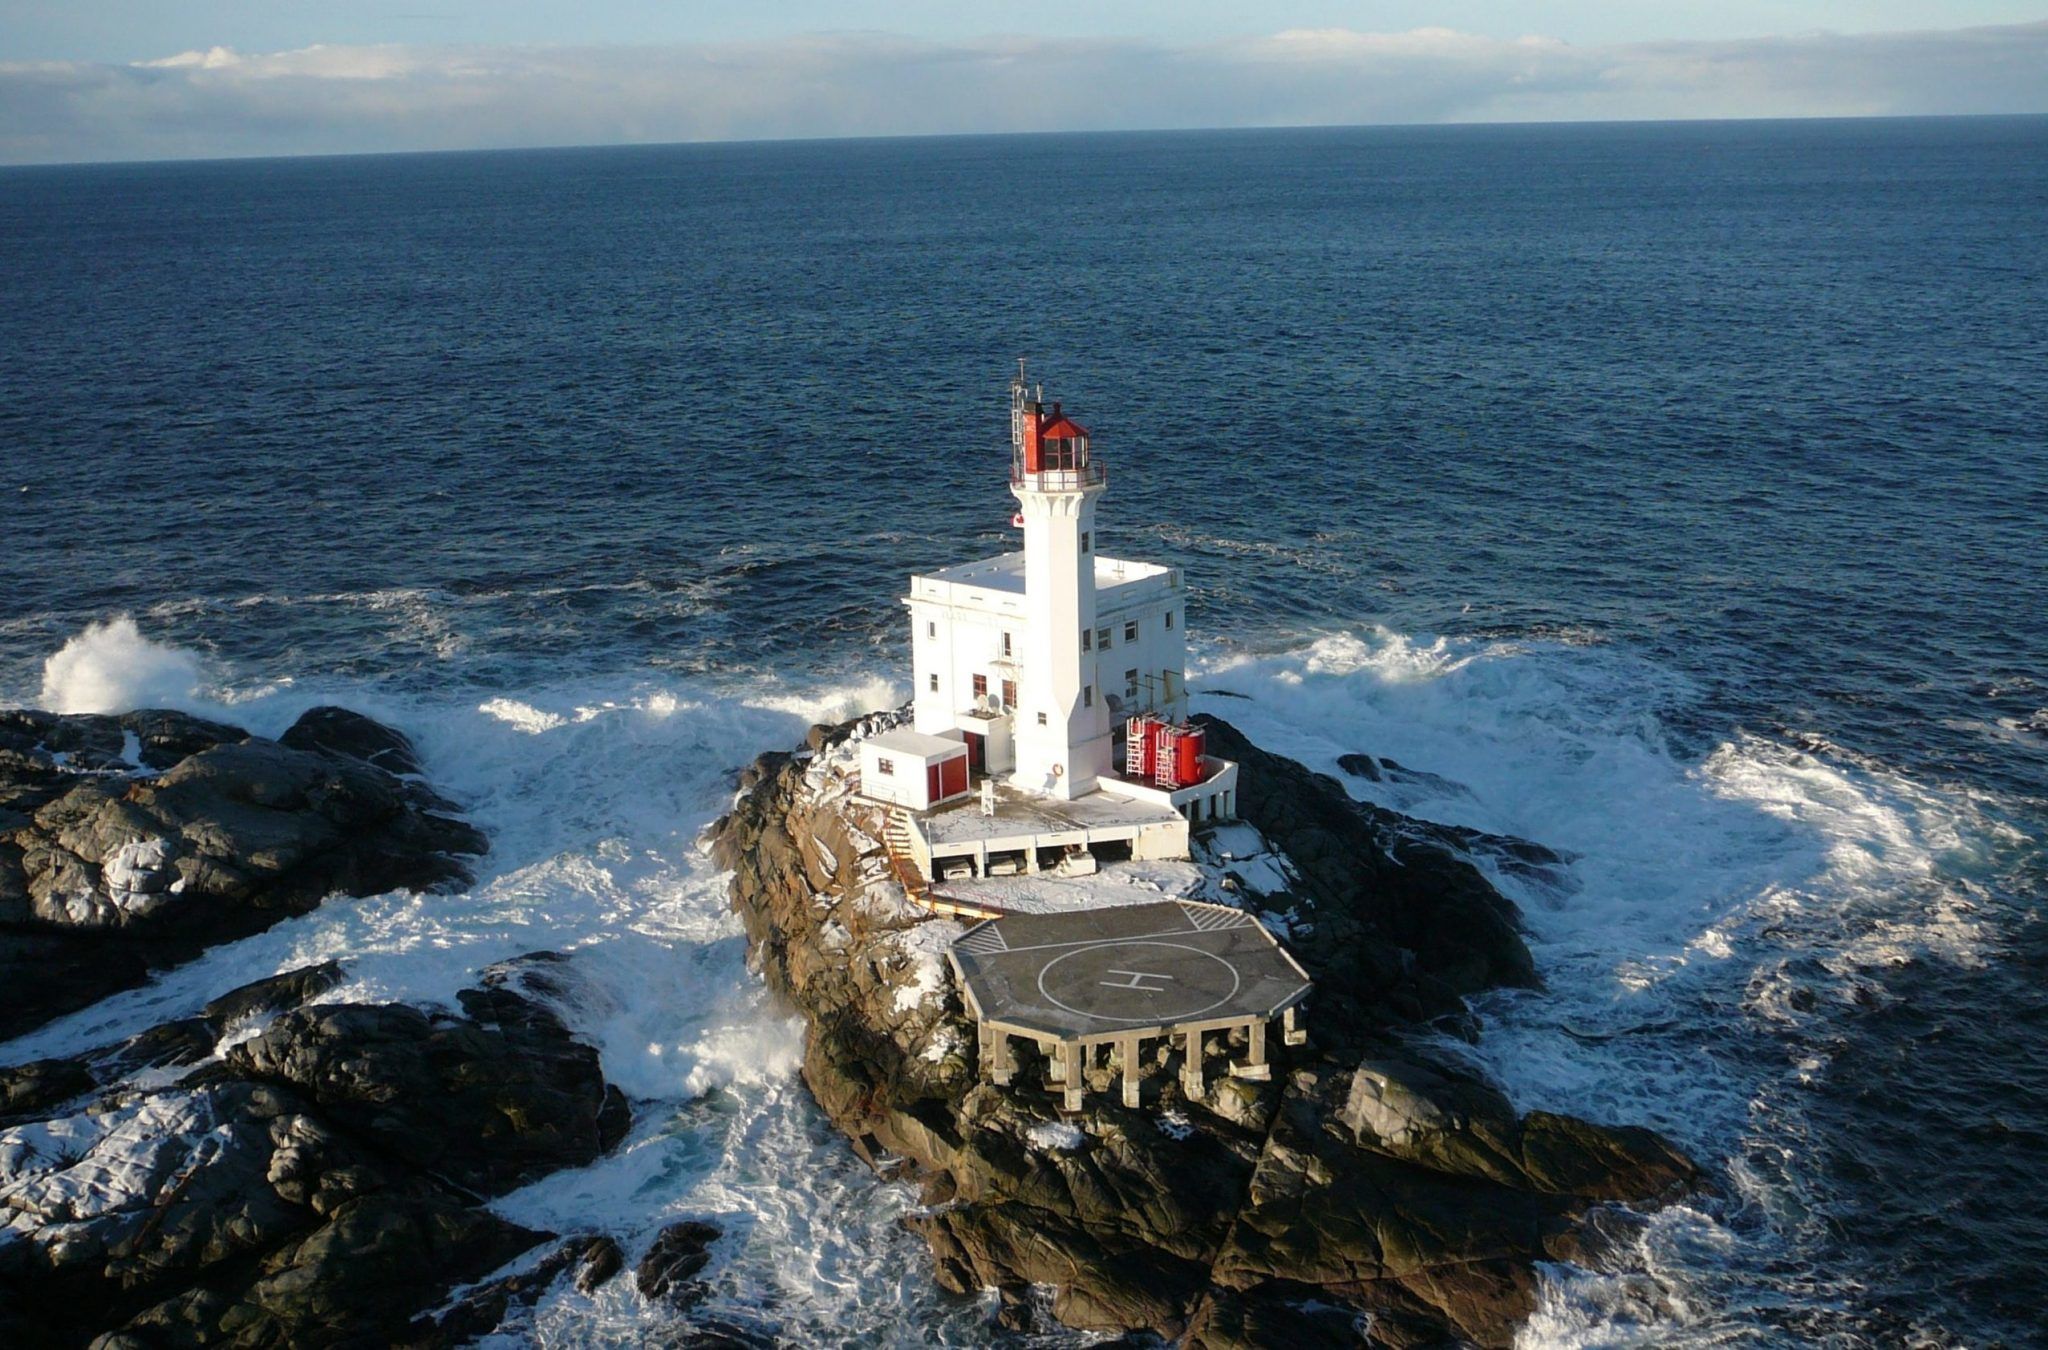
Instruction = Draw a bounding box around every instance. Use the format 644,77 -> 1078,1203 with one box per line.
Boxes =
1,3 -> 2044,164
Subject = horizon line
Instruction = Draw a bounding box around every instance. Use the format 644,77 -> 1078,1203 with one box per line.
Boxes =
5,109 -> 2043,174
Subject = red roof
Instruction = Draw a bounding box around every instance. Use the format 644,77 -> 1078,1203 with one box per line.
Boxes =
1037,412 -> 1090,440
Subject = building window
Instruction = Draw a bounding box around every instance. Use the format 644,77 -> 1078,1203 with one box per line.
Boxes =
1125,669 -> 1139,699
1036,712 -> 1048,726
1164,610 -> 1174,630
1097,627 -> 1111,649
1083,685 -> 1093,707
1001,631 -> 1012,657
1081,531 -> 1091,553
876,757 -> 895,776
928,673 -> 939,692
1125,620 -> 1138,642
927,621 -> 936,637
973,674 -> 988,700
1002,678 -> 1017,708
1162,669 -> 1177,700
1081,628 -> 1092,651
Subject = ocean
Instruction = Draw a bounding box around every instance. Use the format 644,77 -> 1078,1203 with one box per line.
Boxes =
2,116 -> 2045,1346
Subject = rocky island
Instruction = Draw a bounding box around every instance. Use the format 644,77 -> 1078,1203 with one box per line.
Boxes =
702,372 -> 1699,1345
714,710 -> 1698,1345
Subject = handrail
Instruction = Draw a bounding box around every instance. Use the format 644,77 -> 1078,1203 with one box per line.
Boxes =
1010,461 -> 1107,492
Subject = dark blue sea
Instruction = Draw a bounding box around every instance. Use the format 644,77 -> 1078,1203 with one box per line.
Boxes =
3,118 -> 2045,1346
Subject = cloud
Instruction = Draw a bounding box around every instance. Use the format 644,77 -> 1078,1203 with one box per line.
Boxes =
1,22 -> 2043,165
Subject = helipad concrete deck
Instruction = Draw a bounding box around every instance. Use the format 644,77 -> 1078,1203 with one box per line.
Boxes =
947,900 -> 1312,1110
950,900 -> 1310,1039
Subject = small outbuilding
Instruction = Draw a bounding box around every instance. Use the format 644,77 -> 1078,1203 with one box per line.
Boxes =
858,727 -> 972,812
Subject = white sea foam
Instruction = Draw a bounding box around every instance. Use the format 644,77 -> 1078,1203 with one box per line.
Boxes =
38,616 -> 213,715
3,619 -> 2016,1345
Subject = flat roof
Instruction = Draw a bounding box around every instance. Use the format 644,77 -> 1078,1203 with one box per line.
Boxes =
949,900 -> 1311,1041
921,781 -> 1182,848
864,727 -> 969,760
914,552 -> 1174,600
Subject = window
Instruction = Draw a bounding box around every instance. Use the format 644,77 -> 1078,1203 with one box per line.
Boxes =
876,757 -> 895,776
1125,620 -> 1138,643
1083,685 -> 1093,707
1002,678 -> 1017,708
1162,669 -> 1177,699
1164,610 -> 1174,630
928,673 -> 939,692
1081,628 -> 1092,651
972,674 -> 988,699
1036,712 -> 1048,726
1001,631 -> 1012,657
1125,669 -> 1139,699
927,621 -> 936,638
1097,627 -> 1112,649
1081,531 -> 1091,553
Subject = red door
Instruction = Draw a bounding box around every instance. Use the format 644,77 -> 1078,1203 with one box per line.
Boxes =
926,763 -> 942,804
963,732 -> 985,771
940,755 -> 968,799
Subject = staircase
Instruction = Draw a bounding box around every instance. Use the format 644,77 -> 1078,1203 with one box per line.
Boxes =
878,804 -> 1005,921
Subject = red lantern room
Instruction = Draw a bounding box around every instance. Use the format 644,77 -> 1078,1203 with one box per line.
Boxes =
1023,403 -> 1090,472
1011,363 -> 1107,490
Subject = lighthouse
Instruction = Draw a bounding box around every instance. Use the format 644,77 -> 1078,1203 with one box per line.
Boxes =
879,363 -> 1233,843
1008,371 -> 1113,799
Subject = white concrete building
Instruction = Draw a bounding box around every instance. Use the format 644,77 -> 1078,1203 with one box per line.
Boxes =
880,365 -> 1237,863
856,727 -> 971,812
908,374 -> 1192,795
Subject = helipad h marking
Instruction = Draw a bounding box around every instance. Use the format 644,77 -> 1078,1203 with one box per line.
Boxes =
1100,969 -> 1174,992
1035,940 -> 1243,1025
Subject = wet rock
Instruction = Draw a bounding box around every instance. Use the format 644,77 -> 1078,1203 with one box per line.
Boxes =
227,992 -> 618,1197
636,1219 -> 723,1305
0,707 -> 486,1041
574,1233 -> 625,1293
409,1233 -> 599,1345
0,969 -> 619,1349
279,704 -> 424,777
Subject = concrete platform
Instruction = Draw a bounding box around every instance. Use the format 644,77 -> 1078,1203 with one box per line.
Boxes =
949,900 -> 1310,1042
913,781 -> 1191,874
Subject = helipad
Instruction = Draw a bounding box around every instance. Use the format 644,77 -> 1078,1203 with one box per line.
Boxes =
947,900 -> 1311,1110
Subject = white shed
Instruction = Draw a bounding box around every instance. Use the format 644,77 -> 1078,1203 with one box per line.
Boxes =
859,728 -> 972,812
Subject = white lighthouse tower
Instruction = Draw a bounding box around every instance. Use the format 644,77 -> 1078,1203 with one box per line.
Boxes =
1008,368 -> 1113,799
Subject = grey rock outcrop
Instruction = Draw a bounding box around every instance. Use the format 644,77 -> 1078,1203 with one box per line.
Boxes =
711,715 -> 1699,1347
0,706 -> 487,1041
0,960 -> 625,1349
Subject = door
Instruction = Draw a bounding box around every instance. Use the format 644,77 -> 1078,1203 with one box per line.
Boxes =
963,732 -> 985,771
926,763 -> 942,805
940,754 -> 968,799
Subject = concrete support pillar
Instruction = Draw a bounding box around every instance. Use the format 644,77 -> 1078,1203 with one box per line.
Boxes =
1120,1035 -> 1142,1109
988,1027 -> 1014,1085
1060,1041 -> 1084,1114
1231,1018 -> 1271,1081
1180,1029 -> 1205,1099
1042,1040 -> 1063,1082
1283,1004 -> 1306,1047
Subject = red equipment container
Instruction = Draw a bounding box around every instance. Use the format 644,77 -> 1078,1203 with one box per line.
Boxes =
1173,725 -> 1207,788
